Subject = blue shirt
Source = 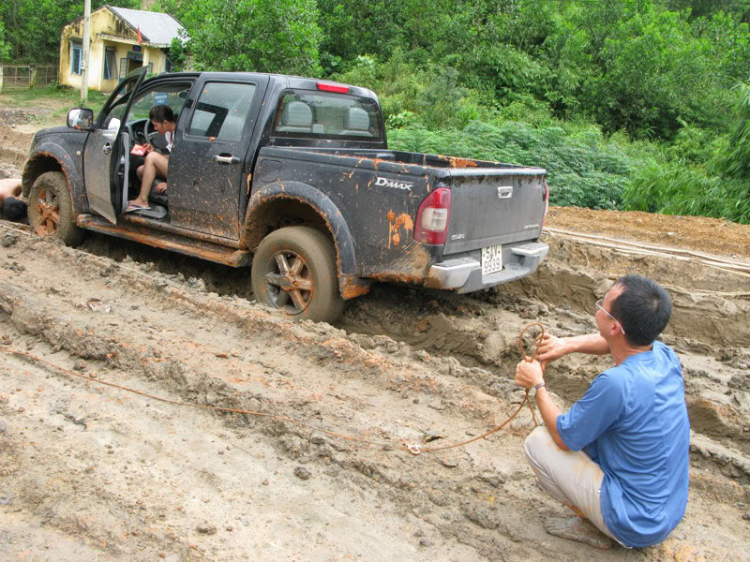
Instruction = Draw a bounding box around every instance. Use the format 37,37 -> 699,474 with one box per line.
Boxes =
556,341 -> 690,548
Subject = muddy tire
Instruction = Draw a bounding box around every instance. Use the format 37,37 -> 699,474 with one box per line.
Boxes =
251,226 -> 345,324
28,171 -> 84,246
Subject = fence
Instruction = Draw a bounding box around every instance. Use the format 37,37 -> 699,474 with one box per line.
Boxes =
0,64 -> 58,92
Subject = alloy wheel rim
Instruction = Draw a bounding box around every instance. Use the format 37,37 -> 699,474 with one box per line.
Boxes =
263,250 -> 314,314
34,186 -> 61,237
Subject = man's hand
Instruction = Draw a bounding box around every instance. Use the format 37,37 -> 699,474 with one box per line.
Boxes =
536,334 -> 570,367
515,359 -> 544,390
517,357 -> 568,450
143,143 -> 154,154
155,182 -> 167,194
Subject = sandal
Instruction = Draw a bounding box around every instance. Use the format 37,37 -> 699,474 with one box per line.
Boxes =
124,203 -> 151,214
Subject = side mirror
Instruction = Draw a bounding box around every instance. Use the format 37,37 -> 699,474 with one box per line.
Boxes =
67,108 -> 94,130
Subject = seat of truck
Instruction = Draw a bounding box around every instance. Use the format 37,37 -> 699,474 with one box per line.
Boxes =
340,107 -> 372,137
276,101 -> 313,133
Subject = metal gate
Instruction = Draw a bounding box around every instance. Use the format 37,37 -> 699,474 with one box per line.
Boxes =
0,64 -> 58,92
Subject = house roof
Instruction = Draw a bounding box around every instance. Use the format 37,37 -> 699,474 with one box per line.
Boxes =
107,6 -> 186,47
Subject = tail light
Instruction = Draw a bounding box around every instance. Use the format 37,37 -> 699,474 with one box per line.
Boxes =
317,82 -> 350,94
414,187 -> 451,245
542,180 -> 550,226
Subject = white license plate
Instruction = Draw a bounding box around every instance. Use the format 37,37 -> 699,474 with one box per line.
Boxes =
481,244 -> 503,276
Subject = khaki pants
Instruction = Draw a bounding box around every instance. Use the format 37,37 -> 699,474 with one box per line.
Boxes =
524,426 -> 624,545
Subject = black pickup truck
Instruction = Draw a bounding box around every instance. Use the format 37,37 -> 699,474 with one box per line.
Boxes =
22,68 -> 549,323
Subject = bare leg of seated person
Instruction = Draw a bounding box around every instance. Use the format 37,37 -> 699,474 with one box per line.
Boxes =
130,152 -> 169,209
136,166 -> 167,195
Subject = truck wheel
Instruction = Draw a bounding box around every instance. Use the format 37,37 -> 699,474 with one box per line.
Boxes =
28,171 -> 84,246
251,226 -> 345,324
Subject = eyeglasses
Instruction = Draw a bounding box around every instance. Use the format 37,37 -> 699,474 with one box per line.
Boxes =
596,299 -> 626,335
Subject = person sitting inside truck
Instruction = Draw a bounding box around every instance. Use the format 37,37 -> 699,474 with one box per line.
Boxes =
126,105 -> 176,213
0,178 -> 27,222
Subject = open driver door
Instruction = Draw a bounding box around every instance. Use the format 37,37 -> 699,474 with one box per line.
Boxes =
83,67 -> 147,223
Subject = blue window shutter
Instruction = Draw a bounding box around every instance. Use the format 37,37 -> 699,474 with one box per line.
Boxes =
103,48 -> 116,80
71,44 -> 82,75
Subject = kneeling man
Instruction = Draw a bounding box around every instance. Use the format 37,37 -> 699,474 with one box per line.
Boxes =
515,275 -> 689,549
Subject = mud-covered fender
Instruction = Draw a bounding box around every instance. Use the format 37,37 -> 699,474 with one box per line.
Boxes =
244,181 -> 371,299
22,141 -> 86,214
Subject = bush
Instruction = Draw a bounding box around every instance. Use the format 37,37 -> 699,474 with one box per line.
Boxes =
624,162 -> 750,224
389,120 -> 638,210
335,51 -> 493,130
714,83 -> 750,180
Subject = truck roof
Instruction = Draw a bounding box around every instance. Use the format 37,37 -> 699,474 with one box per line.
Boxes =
151,71 -> 378,100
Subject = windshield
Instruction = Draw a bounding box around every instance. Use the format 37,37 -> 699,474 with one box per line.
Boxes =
272,89 -> 382,140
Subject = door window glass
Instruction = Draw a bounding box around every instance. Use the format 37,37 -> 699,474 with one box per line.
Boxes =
100,78 -> 140,129
128,84 -> 191,122
188,82 -> 258,142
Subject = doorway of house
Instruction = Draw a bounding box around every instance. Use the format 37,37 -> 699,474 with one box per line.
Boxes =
119,51 -> 148,81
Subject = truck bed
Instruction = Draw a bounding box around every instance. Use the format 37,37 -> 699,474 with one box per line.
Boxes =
253,146 -> 549,293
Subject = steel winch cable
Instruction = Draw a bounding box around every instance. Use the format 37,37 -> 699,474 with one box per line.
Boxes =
0,323 -> 546,454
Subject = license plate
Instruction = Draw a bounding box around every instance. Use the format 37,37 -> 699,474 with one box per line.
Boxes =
481,244 -> 503,276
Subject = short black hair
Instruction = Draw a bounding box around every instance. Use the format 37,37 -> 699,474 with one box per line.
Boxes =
3,196 -> 28,222
149,104 -> 175,123
610,275 -> 672,346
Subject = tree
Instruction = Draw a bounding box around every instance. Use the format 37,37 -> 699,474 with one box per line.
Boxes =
0,21 -> 10,62
160,0 -> 322,76
0,0 -> 139,63
541,1 -> 741,138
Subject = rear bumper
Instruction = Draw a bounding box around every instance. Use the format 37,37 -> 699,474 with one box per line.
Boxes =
426,242 -> 548,293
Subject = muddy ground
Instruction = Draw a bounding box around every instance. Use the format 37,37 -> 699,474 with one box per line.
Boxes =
1,107 -> 749,561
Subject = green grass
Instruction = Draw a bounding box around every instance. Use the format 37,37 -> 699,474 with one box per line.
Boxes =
2,84 -> 108,121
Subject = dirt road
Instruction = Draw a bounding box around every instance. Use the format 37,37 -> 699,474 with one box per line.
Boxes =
1,111 -> 749,561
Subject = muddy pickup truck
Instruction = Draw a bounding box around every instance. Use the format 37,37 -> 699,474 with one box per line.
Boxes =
22,68 -> 549,323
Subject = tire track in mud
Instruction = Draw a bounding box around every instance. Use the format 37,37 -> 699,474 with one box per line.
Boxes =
1,225 -> 750,561
0,232 -> 555,560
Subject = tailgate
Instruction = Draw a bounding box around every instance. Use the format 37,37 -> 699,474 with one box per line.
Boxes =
443,167 -> 547,256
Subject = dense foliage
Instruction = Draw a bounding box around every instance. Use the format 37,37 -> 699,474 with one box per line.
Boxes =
389,121 -> 638,211
624,85 -> 750,223
1,0 -> 749,222
160,0 -> 322,76
0,0 -> 140,64
0,21 -> 10,62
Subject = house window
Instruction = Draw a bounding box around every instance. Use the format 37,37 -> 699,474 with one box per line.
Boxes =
103,47 -> 117,80
70,43 -> 82,75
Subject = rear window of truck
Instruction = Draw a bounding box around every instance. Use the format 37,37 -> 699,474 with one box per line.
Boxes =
272,89 -> 382,140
